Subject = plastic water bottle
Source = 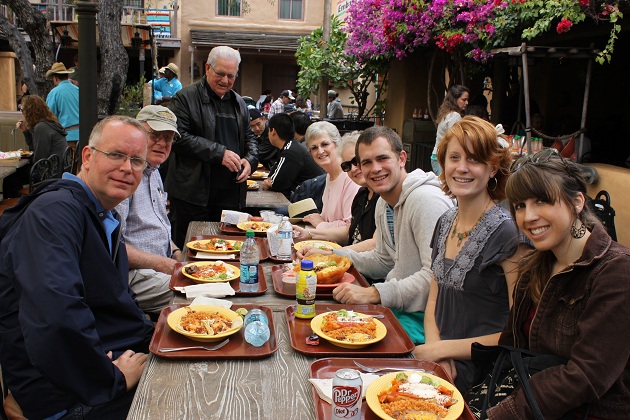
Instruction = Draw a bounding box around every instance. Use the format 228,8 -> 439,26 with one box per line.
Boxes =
277,216 -> 293,260
244,308 -> 268,326
244,320 -> 271,347
239,230 -> 259,293
295,259 -> 317,319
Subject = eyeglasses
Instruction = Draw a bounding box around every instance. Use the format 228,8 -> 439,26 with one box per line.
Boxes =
148,130 -> 176,145
209,63 -> 237,81
90,147 -> 148,171
509,148 -> 568,173
341,157 -> 358,172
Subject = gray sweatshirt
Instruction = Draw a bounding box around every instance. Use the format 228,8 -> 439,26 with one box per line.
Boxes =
336,169 -> 454,312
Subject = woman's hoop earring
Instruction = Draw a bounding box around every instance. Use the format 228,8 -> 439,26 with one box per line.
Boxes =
570,217 -> 587,239
488,177 -> 498,192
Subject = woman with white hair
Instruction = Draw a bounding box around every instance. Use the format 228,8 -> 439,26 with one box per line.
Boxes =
295,131 -> 378,250
303,121 -> 360,230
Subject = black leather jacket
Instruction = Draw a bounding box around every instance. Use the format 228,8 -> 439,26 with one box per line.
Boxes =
165,76 -> 258,207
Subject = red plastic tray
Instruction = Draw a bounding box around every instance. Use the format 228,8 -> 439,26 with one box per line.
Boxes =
271,265 -> 369,299
149,304 -> 278,359
186,234 -> 270,261
310,357 -> 475,420
285,303 -> 414,357
169,261 -> 268,296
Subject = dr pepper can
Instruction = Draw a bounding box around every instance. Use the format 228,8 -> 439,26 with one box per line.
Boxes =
332,368 -> 362,420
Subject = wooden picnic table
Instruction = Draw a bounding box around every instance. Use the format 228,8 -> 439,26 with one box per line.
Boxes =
127,222 -> 474,420
245,180 -> 291,209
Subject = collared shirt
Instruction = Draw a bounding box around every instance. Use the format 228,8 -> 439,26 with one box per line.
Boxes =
62,173 -> 119,254
115,166 -> 171,258
46,80 -> 80,141
153,77 -> 183,101
268,98 -> 285,117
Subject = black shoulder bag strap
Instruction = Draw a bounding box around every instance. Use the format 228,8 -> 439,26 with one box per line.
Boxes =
510,349 -> 545,420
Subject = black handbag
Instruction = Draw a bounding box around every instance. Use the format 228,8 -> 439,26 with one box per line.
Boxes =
465,343 -> 589,420
588,190 -> 617,241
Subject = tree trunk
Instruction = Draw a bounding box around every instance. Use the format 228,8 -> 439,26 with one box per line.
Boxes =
0,0 -> 54,97
97,0 -> 127,115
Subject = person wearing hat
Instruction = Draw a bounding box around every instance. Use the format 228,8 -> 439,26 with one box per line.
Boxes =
45,61 -> 80,145
327,89 -> 344,119
114,105 -> 181,319
154,63 -> 182,104
249,107 -> 278,169
268,89 -> 295,117
262,113 -> 324,198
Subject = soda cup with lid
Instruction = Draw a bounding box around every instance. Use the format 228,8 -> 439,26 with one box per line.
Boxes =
332,368 -> 362,420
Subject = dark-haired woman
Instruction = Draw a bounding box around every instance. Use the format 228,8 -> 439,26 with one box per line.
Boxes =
414,116 -> 527,392
487,149 -> 630,419
431,85 -> 470,175
17,95 -> 68,162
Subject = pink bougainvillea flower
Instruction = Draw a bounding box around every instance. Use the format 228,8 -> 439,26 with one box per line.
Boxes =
556,18 -> 573,34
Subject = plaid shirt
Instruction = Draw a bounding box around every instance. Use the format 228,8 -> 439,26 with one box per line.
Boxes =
268,98 -> 285,117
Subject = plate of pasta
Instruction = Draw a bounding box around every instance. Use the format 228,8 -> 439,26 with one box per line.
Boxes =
310,309 -> 386,349
366,371 -> 464,420
166,305 -> 243,343
181,261 -> 240,283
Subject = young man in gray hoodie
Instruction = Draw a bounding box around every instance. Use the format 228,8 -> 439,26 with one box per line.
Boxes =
328,126 -> 453,344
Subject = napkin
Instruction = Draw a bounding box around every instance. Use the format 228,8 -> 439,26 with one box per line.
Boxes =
194,252 -> 237,260
190,296 -> 233,308
173,283 -> 236,299
309,373 -> 379,404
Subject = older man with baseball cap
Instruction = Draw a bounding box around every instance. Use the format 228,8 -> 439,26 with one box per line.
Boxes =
115,105 -> 181,319
154,62 -> 183,104
45,62 -> 80,144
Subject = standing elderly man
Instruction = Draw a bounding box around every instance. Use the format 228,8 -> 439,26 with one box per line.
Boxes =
327,90 -> 344,119
0,116 -> 154,419
45,61 -> 80,145
116,106 -> 181,319
166,45 -> 258,247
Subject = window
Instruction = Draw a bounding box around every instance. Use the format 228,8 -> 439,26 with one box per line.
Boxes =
124,0 -> 143,7
218,0 -> 241,17
279,0 -> 302,20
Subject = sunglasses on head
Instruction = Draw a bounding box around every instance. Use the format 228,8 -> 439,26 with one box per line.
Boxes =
509,148 -> 569,173
341,157 -> 358,172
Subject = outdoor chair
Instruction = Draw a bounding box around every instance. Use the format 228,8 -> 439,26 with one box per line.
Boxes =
48,154 -> 62,180
61,146 -> 74,176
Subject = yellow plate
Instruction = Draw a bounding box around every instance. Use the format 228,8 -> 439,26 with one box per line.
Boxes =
293,240 -> 341,252
181,261 -> 240,283
186,239 -> 243,254
247,180 -> 258,187
167,305 -> 244,343
236,221 -> 272,233
310,311 -> 387,349
366,371 -> 464,420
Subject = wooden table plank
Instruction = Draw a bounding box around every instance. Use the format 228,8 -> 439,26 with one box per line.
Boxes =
246,181 -> 291,209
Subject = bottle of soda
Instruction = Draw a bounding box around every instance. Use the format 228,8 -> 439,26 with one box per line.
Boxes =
239,230 -> 259,293
295,259 -> 317,319
277,216 -> 294,260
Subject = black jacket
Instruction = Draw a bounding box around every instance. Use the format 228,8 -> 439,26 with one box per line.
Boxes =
267,139 -> 324,198
0,179 -> 153,418
166,77 -> 258,207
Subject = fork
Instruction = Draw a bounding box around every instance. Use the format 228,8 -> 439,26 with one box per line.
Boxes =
353,361 -> 431,374
326,307 -> 385,319
159,339 -> 230,353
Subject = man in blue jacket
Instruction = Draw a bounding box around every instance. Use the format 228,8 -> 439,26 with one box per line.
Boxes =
0,116 -> 154,419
